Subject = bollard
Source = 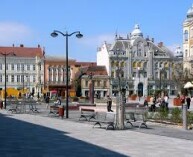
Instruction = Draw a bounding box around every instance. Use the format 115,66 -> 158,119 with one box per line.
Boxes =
59,105 -> 64,119
182,104 -> 187,130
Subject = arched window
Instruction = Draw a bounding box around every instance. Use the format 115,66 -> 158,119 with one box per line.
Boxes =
185,49 -> 188,57
184,30 -> 188,41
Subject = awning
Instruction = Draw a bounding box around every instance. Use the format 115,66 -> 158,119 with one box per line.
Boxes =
184,82 -> 193,89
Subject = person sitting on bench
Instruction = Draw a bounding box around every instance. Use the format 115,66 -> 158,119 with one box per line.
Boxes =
54,97 -> 61,106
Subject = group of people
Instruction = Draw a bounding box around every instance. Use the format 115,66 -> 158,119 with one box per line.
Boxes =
179,94 -> 192,109
144,94 -> 169,112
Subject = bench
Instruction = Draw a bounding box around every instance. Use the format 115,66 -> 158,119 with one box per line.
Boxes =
79,108 -> 96,121
7,102 -> 18,113
125,106 -> 148,128
93,112 -> 115,130
29,102 -> 40,113
49,106 -> 59,116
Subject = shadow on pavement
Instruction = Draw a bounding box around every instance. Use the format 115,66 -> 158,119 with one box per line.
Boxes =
0,113 -> 128,157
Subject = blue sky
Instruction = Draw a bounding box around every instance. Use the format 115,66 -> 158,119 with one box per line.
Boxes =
0,0 -> 192,61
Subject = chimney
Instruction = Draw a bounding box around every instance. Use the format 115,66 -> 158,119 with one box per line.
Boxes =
20,44 -> 24,47
158,42 -> 163,47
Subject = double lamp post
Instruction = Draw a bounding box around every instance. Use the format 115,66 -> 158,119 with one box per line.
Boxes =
51,30 -> 83,118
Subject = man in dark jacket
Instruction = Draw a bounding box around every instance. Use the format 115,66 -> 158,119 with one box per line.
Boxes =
107,95 -> 113,112
186,96 -> 191,109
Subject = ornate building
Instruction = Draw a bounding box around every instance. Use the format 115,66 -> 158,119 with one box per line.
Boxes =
97,24 -> 183,97
183,4 -> 193,73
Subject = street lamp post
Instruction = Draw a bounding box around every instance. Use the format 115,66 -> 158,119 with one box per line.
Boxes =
51,30 -> 83,118
88,72 -> 94,104
0,52 -> 14,109
137,67 -> 141,101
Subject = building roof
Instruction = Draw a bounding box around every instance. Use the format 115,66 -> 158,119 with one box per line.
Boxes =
85,65 -> 108,75
0,45 -> 44,58
74,62 -> 97,67
75,65 -> 108,80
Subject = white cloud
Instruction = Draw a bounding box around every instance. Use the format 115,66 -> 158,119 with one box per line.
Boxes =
79,34 -> 115,48
167,44 -> 182,52
0,21 -> 33,45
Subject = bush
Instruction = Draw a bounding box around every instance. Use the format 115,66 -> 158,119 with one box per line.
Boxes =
187,111 -> 193,125
158,107 -> 169,121
71,96 -> 79,102
170,107 -> 182,123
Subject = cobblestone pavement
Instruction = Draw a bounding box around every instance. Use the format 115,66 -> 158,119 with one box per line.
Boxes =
0,103 -> 193,157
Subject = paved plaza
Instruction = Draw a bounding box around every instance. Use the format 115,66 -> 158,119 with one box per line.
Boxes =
0,101 -> 193,157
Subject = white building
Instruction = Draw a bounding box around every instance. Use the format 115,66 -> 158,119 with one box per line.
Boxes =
0,44 -> 44,96
97,24 -> 183,97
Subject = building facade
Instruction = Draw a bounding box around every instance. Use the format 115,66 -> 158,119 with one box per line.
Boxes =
183,4 -> 193,74
81,65 -> 109,98
44,56 -> 76,97
0,44 -> 44,96
97,24 -> 183,97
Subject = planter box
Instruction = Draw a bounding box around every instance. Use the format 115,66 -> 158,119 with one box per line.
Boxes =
173,98 -> 182,106
130,95 -> 137,100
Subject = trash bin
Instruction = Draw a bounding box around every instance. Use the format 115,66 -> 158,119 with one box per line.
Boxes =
58,105 -> 64,118
0,101 -> 3,109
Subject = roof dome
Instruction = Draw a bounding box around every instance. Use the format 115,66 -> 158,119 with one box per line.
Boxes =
187,4 -> 193,18
131,24 -> 143,39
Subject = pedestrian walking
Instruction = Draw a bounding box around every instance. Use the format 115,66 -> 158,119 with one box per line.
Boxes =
186,96 -> 191,109
107,95 -> 113,112
45,95 -> 50,109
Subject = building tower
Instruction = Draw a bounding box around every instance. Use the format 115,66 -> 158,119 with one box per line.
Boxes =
183,4 -> 193,73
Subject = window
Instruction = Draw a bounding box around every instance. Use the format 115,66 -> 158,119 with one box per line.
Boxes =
185,49 -> 188,57
33,75 -> 36,82
17,64 -> 20,71
6,75 -> 8,82
39,64 -> 41,71
21,75 -> 24,83
144,51 -> 147,57
138,49 -> 142,56
0,64 -> 2,70
11,75 -> 14,82
17,75 -> 20,82
111,71 -> 114,78
11,64 -> 14,70
85,81 -> 88,87
21,64 -> 24,71
103,81 -> 107,87
97,80 -> 100,86
6,64 -> 8,70
27,64 -> 30,70
33,65 -> 36,71
184,30 -> 188,41
0,75 -> 2,82
143,62 -> 147,68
